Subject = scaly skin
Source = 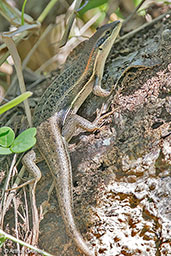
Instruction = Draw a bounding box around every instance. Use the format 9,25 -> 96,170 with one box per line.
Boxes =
23,21 -> 121,256
36,116 -> 93,255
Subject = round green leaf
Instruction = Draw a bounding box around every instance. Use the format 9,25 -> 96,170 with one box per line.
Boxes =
0,127 -> 15,147
10,128 -> 37,153
0,147 -> 13,155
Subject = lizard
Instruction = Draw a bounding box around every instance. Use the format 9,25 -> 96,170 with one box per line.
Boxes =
22,20 -> 121,256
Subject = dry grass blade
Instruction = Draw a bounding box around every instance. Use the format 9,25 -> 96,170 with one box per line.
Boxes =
13,196 -> 20,253
2,35 -> 32,127
59,0 -> 83,47
0,0 -> 33,26
0,1 -> 40,66
36,12 -> 101,74
0,229 -> 54,256
0,154 -> 17,228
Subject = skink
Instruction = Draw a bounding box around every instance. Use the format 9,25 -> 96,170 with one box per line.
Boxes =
23,20 -> 121,256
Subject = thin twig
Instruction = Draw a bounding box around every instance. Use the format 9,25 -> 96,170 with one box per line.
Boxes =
23,187 -> 30,232
0,229 -> 53,256
0,165 -> 26,228
117,11 -> 171,44
123,0 -> 147,26
0,154 -> 17,228
8,24 -> 53,91
13,196 -> 20,256
29,181 -> 40,245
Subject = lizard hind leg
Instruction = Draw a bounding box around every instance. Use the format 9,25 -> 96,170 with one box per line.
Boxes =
22,149 -> 41,245
22,149 -> 42,184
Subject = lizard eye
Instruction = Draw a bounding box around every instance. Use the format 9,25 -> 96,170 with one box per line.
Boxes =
106,30 -> 111,36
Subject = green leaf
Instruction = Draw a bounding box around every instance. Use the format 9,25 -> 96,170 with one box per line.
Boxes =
0,235 -> 6,247
10,128 -> 37,153
0,147 -> 12,155
0,127 -> 15,147
0,91 -> 32,115
78,0 -> 109,15
21,0 -> 28,25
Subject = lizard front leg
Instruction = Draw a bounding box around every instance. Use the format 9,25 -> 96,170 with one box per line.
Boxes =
62,113 -> 100,142
93,75 -> 111,97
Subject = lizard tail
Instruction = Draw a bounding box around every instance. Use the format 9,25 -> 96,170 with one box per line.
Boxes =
59,200 -> 94,256
54,137 -> 94,256
37,120 -> 94,256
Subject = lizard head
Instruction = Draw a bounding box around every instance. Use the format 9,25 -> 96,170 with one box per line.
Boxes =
89,20 -> 122,64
